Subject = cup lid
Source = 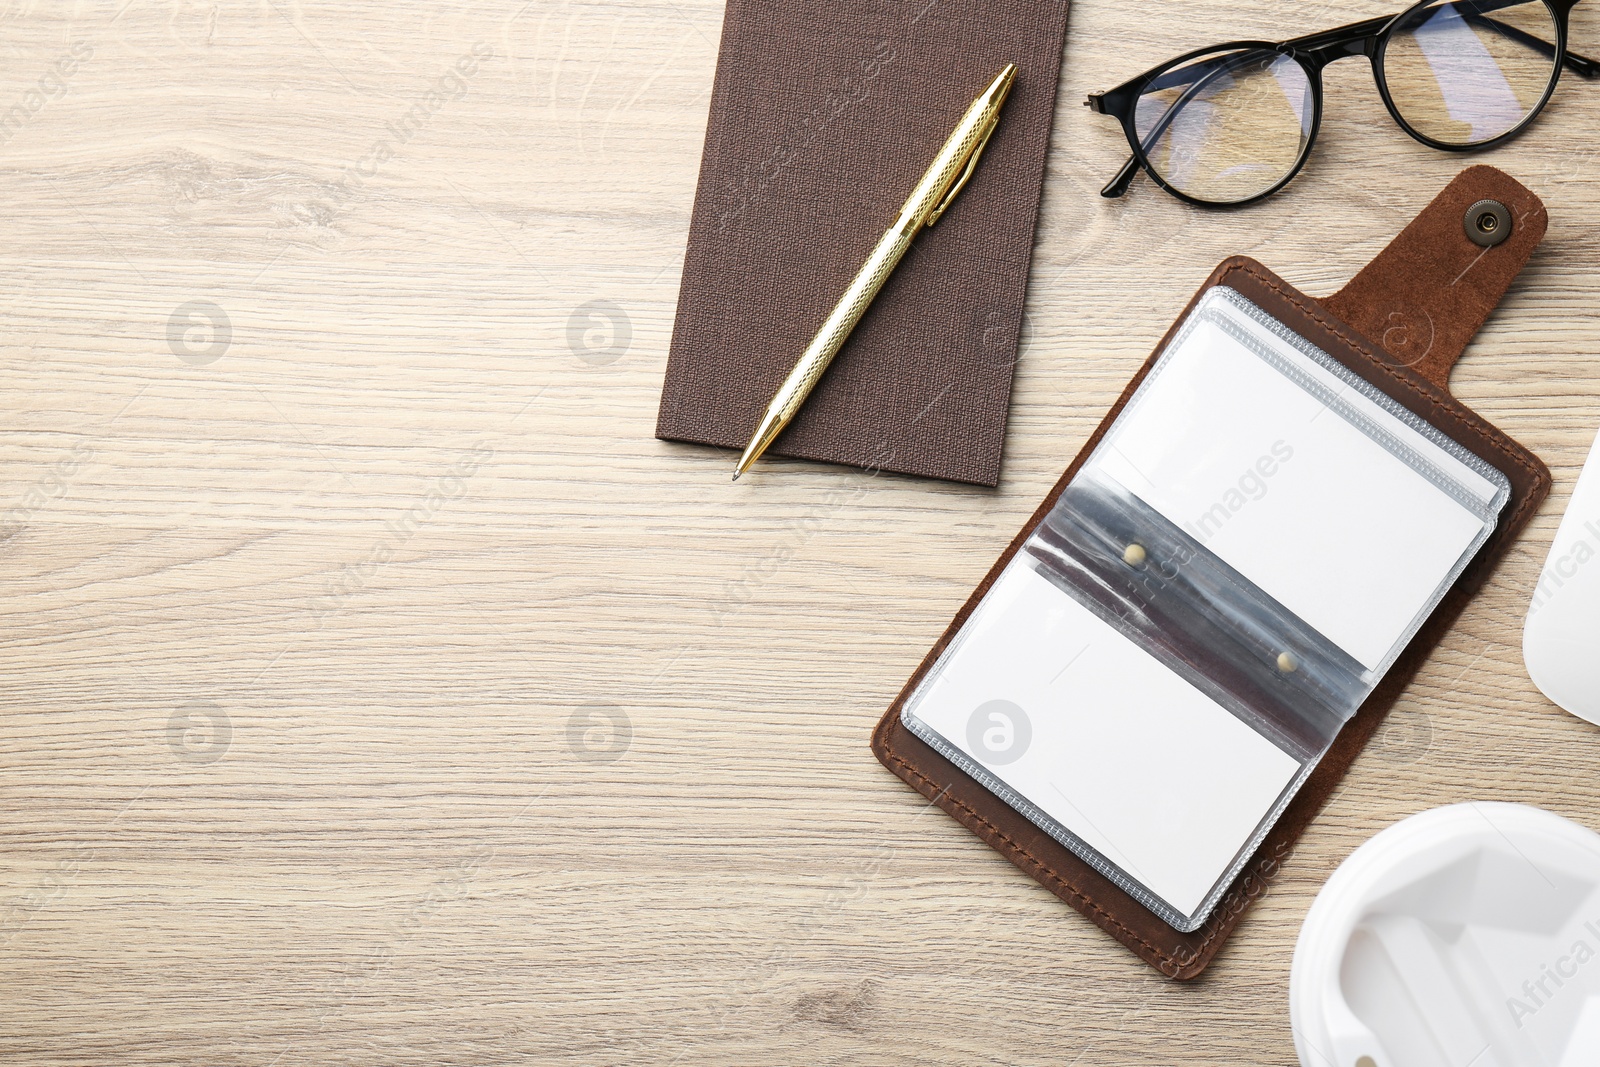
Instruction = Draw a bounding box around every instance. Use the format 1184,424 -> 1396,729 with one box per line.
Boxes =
1291,803 -> 1600,1067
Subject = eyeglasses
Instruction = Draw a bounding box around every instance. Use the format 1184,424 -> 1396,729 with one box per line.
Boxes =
1087,0 -> 1598,206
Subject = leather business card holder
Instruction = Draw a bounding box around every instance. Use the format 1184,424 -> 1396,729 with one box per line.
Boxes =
872,165 -> 1553,978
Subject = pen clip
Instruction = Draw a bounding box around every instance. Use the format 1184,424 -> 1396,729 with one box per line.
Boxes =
924,111 -> 1000,228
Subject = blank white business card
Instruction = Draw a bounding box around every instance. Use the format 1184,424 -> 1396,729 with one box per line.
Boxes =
906,561 -> 1302,919
1093,287 -> 1500,671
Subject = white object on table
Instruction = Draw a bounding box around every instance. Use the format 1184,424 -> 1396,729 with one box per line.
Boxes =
1525,426 -> 1600,725
1291,803 -> 1600,1067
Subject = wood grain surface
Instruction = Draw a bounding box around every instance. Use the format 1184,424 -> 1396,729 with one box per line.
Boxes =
1,1 -> 1597,1063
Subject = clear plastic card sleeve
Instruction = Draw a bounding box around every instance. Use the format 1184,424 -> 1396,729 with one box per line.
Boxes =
900,286 -> 1510,932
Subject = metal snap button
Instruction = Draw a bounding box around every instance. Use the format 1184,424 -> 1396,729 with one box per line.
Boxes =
1464,199 -> 1512,247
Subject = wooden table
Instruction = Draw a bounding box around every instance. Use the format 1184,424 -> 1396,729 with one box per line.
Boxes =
2,2 -> 1597,1063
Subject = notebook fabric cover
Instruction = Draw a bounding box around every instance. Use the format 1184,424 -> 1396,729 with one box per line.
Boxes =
656,0 -> 1072,486
872,166 -> 1553,978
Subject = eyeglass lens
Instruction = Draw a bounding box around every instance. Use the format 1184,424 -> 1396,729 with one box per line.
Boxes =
1133,49 -> 1316,204
1383,0 -> 1561,146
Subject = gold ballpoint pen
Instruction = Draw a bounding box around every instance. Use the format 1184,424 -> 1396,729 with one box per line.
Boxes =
732,63 -> 1018,481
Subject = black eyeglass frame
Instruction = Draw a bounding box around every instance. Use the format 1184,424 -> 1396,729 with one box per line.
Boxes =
1086,0 -> 1599,207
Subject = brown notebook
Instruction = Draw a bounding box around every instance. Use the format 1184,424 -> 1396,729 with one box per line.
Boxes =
873,166 -> 1553,978
656,0 -> 1072,486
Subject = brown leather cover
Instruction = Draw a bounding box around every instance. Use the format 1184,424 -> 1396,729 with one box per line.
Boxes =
871,166 -> 1552,979
655,0 -> 1072,486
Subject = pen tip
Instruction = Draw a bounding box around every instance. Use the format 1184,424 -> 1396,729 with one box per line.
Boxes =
731,472 -> 741,483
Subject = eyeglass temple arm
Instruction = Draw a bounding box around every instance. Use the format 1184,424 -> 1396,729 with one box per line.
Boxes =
1100,154 -> 1142,199
1464,12 -> 1600,76
1453,0 -> 1600,74
1563,47 -> 1600,78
